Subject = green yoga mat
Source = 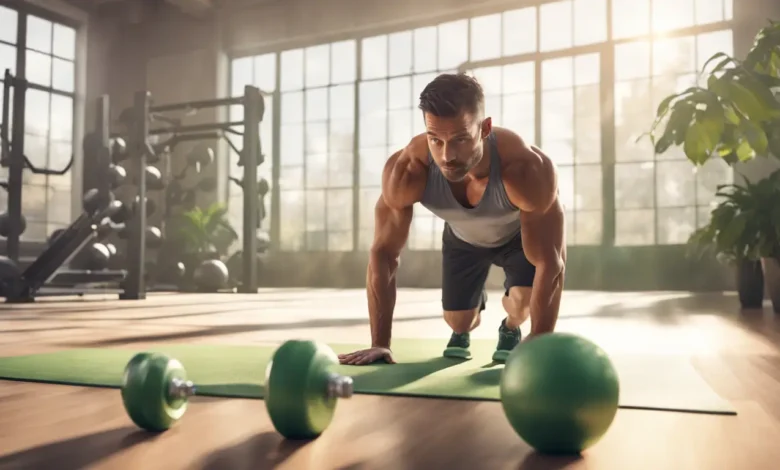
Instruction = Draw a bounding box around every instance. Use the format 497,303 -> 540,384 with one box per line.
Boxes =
0,339 -> 735,415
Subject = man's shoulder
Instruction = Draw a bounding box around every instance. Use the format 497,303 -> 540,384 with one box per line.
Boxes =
493,127 -> 558,212
493,127 -> 540,167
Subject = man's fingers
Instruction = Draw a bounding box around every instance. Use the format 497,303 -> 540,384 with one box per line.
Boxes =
384,354 -> 396,364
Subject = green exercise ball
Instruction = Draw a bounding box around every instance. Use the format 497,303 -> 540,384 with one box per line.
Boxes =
500,333 -> 619,455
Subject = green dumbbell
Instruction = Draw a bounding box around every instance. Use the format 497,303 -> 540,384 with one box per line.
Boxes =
120,340 -> 353,438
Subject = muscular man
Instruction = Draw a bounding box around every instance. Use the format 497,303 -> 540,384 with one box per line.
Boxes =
338,73 -> 566,366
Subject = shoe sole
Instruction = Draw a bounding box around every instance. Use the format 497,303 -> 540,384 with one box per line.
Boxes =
443,346 -> 471,359
492,350 -> 510,363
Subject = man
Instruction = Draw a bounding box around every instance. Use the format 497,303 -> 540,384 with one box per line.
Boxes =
338,73 -> 566,366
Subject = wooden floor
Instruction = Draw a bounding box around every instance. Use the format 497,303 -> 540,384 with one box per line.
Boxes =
1,288 -> 780,470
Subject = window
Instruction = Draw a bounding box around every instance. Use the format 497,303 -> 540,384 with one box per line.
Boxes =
278,40 -> 357,252
614,29 -> 733,245
0,8 -> 77,240
228,53 -> 276,250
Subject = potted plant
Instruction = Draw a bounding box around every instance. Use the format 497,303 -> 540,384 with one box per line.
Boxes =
166,202 -> 239,286
688,170 -> 780,311
646,20 -> 780,310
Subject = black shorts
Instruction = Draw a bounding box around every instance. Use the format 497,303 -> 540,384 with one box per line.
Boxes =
441,223 -> 536,312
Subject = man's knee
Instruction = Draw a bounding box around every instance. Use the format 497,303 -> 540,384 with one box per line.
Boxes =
443,309 -> 480,334
504,286 -> 531,319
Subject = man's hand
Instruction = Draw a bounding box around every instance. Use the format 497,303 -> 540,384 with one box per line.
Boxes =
338,347 -> 396,365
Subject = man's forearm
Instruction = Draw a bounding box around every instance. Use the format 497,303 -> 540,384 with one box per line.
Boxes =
367,251 -> 399,348
529,264 -> 565,336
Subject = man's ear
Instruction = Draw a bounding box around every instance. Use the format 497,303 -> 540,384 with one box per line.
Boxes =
480,117 -> 493,139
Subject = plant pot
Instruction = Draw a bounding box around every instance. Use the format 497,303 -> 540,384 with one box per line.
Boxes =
736,259 -> 764,309
760,257 -> 780,313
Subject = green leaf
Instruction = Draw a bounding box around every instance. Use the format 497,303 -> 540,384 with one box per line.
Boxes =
684,121 -> 715,164
723,105 -> 740,125
738,119 -> 769,155
736,140 -> 756,161
655,93 -> 679,117
701,52 -> 733,73
726,80 -> 773,121
669,102 -> 696,146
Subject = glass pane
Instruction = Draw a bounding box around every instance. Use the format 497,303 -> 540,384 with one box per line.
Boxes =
695,0 -> 725,25
696,205 -> 712,229
574,0 -> 607,46
280,165 -> 303,190
329,152 -> 353,187
612,0 -> 649,39
470,14 -> 501,61
22,183 -> 47,222
49,94 -> 73,141
615,209 -> 655,245
656,160 -> 695,208
575,86 -> 600,163
725,0 -> 733,20
306,151 -> 327,189
614,80 -> 653,162
697,30 -> 733,73
0,42 -> 16,76
306,122 -> 327,154
305,44 -> 330,88
362,35 -> 388,80
280,124 -> 304,166
652,0 -> 695,34
359,228 -> 374,250
389,31 -> 413,76
502,93 -> 534,139
575,164 -> 602,210
0,6 -> 17,44
327,188 -> 353,231
360,147 -> 387,187
388,109 -> 413,149
306,189 -> 326,230
328,231 -> 352,252
542,57 -> 573,90
485,95 -> 502,124
615,162 -> 655,209
575,210 -> 602,245
557,165 -> 575,209
52,58 -> 74,92
330,84 -> 354,121
330,118 -> 354,153
260,96 -> 274,159
575,54 -> 599,86
388,76 -> 411,109
49,140 -> 71,172
27,15 -> 52,54
25,89 -> 49,136
658,207 -> 695,244
413,27 -> 437,73
280,190 -> 305,250
408,212 -> 434,250
502,7 -> 537,56
253,53 -> 276,92
26,50 -> 51,87
696,157 -> 731,206
52,24 -> 76,60
540,1 -> 573,52
542,90 -> 574,165
331,40 -> 356,84
438,20 -> 468,70
359,115 -> 387,148
280,49 -> 304,92
413,73 -> 437,103
231,57 -> 252,96
472,66 -> 502,96
305,88 -> 328,122
615,41 -> 650,81
24,133 -> 47,168
282,91 -> 303,124
653,36 -> 696,76
503,62 -> 534,94
360,80 -> 387,116
46,186 -> 70,224
564,209 -> 575,244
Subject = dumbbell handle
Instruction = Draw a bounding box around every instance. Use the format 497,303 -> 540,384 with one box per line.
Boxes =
326,373 -> 353,399
169,377 -> 196,399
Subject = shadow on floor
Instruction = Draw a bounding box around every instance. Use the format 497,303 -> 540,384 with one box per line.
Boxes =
516,452 -> 583,470
0,426 -> 157,470
63,314 -> 442,347
197,431 -> 306,470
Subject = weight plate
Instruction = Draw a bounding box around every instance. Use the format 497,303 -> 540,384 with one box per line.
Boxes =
265,340 -> 343,439
121,352 -> 190,432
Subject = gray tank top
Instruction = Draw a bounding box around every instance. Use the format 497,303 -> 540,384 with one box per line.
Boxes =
420,132 -> 521,248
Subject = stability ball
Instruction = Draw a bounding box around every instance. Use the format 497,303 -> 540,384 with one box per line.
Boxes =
500,333 -> 619,455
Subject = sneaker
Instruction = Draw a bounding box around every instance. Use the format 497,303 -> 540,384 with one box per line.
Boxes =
443,331 -> 472,359
492,318 -> 521,362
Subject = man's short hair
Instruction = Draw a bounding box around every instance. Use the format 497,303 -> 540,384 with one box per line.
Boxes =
418,73 -> 485,118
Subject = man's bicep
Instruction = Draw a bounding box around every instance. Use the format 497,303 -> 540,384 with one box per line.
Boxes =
371,195 -> 413,256
520,201 -> 566,268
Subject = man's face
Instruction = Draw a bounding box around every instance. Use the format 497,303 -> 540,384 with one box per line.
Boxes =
424,111 -> 492,182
